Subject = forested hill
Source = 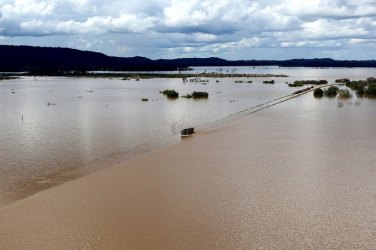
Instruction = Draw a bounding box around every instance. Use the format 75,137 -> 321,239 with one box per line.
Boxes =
1,45 -> 376,72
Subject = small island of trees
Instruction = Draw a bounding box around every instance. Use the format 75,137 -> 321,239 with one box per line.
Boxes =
289,80 -> 328,87
160,89 -> 179,99
263,80 -> 275,84
182,91 -> 209,99
324,86 -> 339,97
345,77 -> 376,97
161,89 -> 209,99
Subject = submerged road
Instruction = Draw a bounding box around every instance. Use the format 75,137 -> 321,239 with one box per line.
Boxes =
199,83 -> 346,132
235,83 -> 346,118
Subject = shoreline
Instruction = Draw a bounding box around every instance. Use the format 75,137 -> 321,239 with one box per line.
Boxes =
1,94 -> 376,249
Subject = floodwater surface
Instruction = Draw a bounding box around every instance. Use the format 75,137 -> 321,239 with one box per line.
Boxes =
0,67 -> 375,205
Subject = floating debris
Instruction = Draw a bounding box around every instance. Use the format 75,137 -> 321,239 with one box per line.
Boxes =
47,102 -> 57,106
141,98 -> 149,101
86,90 -> 94,93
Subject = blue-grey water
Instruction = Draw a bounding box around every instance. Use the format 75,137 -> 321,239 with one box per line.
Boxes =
0,67 -> 375,205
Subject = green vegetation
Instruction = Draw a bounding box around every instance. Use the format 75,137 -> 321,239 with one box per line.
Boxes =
345,79 -> 376,97
365,84 -> 376,97
263,80 -> 275,84
313,88 -> 324,97
345,80 -> 367,91
192,91 -> 209,98
160,89 -> 179,99
315,76 -> 376,101
356,87 -> 365,97
338,89 -> 352,99
324,86 -> 339,97
182,91 -> 209,99
346,81 -> 367,97
335,78 -> 350,83
161,90 -> 209,99
367,77 -> 376,84
289,82 -> 304,87
289,80 -> 328,87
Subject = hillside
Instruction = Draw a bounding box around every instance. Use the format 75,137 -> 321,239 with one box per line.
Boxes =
1,45 -> 376,72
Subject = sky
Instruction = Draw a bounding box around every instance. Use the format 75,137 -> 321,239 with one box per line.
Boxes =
1,0 -> 376,60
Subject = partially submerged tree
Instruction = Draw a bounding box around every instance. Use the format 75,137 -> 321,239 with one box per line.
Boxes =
338,89 -> 352,99
313,88 -> 324,97
324,86 -> 339,97
161,89 -> 179,99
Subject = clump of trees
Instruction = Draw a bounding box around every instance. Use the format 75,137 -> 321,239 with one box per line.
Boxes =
345,78 -> 376,97
263,80 -> 275,84
346,81 -> 367,97
160,89 -> 179,98
335,78 -> 350,83
365,84 -> 376,97
367,77 -> 376,84
161,89 -> 209,99
324,86 -> 339,97
192,91 -> 209,98
181,91 -> 209,99
314,76 -> 376,102
289,80 -> 328,87
313,88 -> 324,97
338,89 -> 352,99
365,78 -> 376,97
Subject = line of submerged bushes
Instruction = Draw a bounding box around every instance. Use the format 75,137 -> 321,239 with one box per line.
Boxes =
313,86 -> 352,98
288,80 -> 328,87
160,89 -> 209,99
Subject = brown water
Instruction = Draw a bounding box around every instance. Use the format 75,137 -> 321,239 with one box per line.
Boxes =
0,67 -> 375,205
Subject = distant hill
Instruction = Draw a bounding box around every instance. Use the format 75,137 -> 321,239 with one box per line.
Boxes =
1,45 -> 376,72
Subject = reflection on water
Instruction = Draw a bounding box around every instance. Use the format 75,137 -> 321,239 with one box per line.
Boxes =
0,67 -> 375,205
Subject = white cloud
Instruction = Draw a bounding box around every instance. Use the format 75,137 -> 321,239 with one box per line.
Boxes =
192,33 -> 217,42
19,14 -> 157,35
302,19 -> 368,38
349,38 -> 376,44
161,0 -> 299,34
281,40 -> 343,48
1,0 -> 55,19
0,0 -> 376,59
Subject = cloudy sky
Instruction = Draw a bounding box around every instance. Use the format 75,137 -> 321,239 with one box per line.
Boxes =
1,0 -> 376,59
